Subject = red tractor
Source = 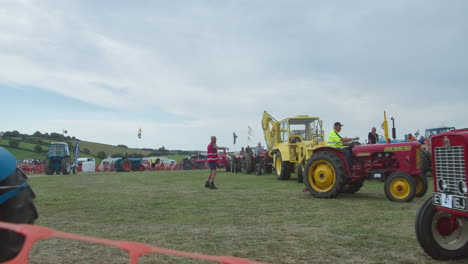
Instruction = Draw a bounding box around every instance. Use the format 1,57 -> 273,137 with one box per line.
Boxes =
415,129 -> 468,260
304,141 -> 427,202
216,149 -> 231,172
229,147 -> 273,175
182,154 -> 207,170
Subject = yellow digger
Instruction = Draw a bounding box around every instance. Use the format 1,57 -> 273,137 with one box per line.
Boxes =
261,111 -> 327,182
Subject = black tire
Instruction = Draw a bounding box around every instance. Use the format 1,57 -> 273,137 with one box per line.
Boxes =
341,183 -> 363,194
297,164 -> 304,183
414,174 -> 428,198
275,152 -> 291,180
242,154 -> 253,174
197,162 -> 206,170
0,169 -> 38,262
255,163 -> 262,176
265,163 -> 273,174
415,196 -> 468,260
303,151 -> 346,198
384,172 -> 416,202
230,158 -> 236,173
43,159 -> 53,175
420,150 -> 431,177
183,161 -> 193,170
120,159 -> 132,172
61,157 -> 71,175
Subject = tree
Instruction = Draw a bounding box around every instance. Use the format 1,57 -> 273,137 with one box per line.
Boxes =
33,131 -> 43,137
8,140 -> 20,148
117,144 -> 128,148
50,132 -> 62,139
83,148 -> 90,154
97,151 -> 107,159
34,145 -> 43,153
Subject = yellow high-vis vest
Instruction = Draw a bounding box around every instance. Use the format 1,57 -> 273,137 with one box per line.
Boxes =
327,129 -> 344,149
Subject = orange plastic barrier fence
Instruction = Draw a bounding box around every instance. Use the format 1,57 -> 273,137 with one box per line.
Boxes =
0,222 -> 270,264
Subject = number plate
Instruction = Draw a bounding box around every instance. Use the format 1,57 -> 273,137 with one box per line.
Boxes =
433,193 -> 468,211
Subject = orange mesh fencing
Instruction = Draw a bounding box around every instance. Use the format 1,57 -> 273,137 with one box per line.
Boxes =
0,222 -> 270,264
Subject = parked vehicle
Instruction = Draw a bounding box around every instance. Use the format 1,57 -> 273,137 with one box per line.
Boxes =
415,129 -> 468,260
114,158 -> 145,172
43,142 -> 72,175
182,154 -> 207,170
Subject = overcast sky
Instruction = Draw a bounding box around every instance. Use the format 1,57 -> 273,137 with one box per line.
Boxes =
1,0 -> 467,151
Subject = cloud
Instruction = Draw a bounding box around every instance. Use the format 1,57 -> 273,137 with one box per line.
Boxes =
1,0 -> 467,150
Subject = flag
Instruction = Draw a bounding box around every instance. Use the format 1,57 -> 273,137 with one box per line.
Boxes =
138,128 -> 142,139
248,126 -> 253,136
74,140 -> 81,166
233,132 -> 238,144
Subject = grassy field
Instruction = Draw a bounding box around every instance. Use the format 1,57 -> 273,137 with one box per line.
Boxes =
23,171 -> 464,264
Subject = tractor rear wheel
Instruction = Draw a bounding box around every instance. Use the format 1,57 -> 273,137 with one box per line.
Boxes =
275,152 -> 291,180
242,154 -> 253,174
296,164 -> 304,183
183,161 -> 193,170
120,159 -> 132,172
342,183 -> 363,194
230,158 -> 236,173
416,196 -> 468,260
414,174 -> 428,197
0,169 -> 38,262
255,162 -> 262,176
61,157 -> 72,175
43,159 -> 53,175
303,151 -> 346,198
384,172 -> 416,202
265,163 -> 273,174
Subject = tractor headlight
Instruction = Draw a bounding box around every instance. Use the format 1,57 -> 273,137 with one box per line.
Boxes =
385,153 -> 390,157
458,180 -> 467,195
378,153 -> 383,158
438,179 -> 448,192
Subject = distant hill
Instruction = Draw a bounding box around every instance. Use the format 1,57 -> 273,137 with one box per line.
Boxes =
0,132 -> 196,164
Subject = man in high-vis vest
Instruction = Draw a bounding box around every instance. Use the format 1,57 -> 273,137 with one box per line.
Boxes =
328,122 -> 359,168
205,136 -> 228,190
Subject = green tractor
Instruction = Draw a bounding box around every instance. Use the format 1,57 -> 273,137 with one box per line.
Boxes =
43,142 -> 72,175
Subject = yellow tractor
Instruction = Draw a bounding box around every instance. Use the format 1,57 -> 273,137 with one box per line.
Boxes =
261,111 -> 327,182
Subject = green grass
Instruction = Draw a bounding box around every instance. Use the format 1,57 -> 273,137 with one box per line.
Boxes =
23,171 -> 466,264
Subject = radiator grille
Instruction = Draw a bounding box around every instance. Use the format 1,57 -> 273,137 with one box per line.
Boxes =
434,145 -> 466,194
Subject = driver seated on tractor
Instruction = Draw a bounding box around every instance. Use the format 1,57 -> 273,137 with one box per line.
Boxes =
327,122 -> 359,168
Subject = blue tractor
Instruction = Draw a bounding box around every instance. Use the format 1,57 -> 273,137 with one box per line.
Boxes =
0,147 -> 38,262
114,158 -> 145,172
43,142 -> 72,175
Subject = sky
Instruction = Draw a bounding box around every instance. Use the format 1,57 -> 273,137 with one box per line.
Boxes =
1,0 -> 467,151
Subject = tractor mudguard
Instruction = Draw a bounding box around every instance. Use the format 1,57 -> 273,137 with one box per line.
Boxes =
0,147 -> 18,182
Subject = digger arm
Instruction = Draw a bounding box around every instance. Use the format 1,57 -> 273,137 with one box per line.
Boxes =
261,111 -> 278,153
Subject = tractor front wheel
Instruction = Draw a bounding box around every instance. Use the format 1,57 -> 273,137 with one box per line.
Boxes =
415,196 -> 468,260
414,174 -> 428,197
384,172 -> 416,202
275,152 -> 291,180
304,151 -> 346,198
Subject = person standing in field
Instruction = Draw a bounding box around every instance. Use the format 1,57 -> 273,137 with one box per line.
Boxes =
205,136 -> 228,190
